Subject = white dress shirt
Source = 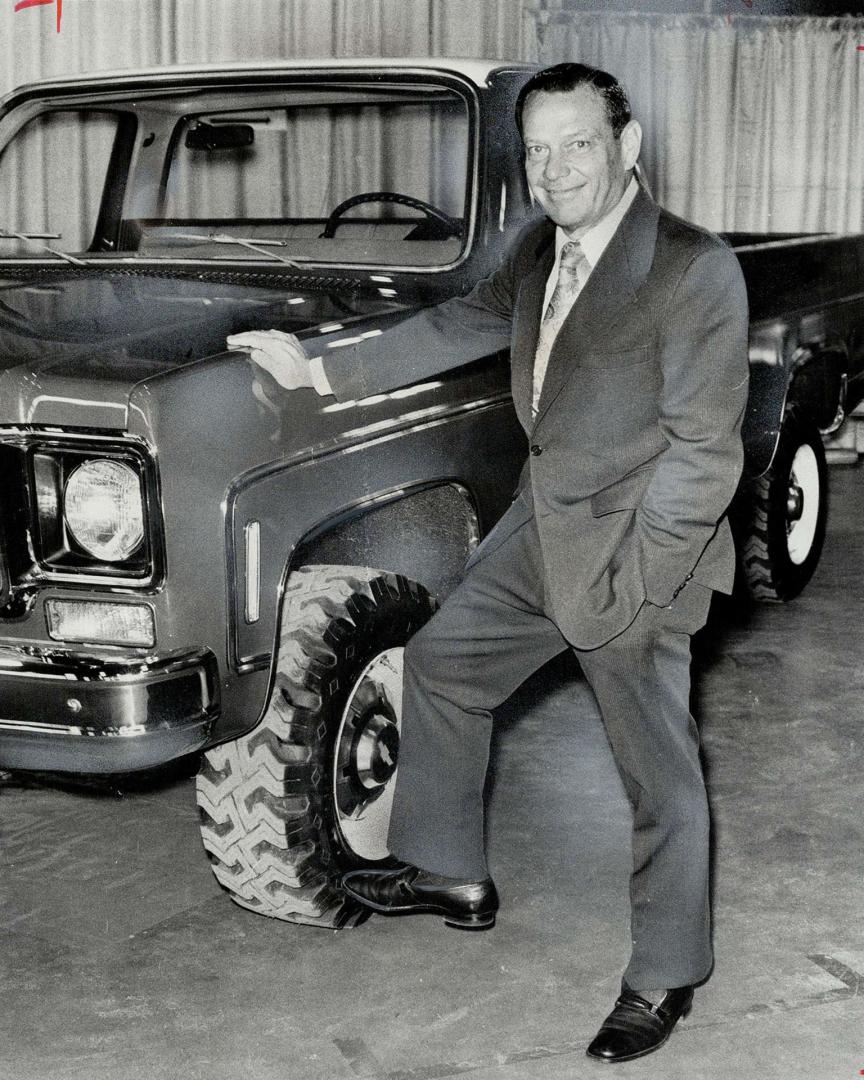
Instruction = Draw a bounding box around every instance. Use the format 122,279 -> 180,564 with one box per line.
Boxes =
531,176 -> 639,415
540,175 -> 639,315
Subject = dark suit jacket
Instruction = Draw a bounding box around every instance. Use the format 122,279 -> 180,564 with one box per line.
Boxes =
322,185 -> 750,649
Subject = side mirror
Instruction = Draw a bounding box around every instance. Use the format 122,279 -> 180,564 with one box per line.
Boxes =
185,123 -> 255,151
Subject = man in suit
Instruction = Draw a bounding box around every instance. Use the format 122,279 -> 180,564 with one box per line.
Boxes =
228,63 -> 749,1064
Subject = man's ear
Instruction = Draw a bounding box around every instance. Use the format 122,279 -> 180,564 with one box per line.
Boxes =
619,119 -> 642,171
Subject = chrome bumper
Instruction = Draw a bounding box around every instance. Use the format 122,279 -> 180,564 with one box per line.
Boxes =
0,645 -> 219,773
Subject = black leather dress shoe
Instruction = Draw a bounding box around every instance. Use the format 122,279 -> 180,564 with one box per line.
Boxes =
341,864 -> 498,930
585,985 -> 694,1063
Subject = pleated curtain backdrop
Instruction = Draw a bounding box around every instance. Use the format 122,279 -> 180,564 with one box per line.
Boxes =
0,0 -> 540,99
0,0 -> 539,251
537,12 -> 864,235
3,4 -> 861,238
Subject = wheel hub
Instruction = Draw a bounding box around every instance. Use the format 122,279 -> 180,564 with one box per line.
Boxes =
353,711 -> 399,789
332,647 -> 404,862
786,483 -> 804,523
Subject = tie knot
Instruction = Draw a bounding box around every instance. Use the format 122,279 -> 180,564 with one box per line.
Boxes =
560,240 -> 585,269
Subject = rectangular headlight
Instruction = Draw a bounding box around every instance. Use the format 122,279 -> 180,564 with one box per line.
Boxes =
45,600 -> 155,647
30,442 -> 158,581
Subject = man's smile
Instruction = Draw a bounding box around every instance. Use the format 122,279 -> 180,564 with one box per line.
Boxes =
544,184 -> 586,197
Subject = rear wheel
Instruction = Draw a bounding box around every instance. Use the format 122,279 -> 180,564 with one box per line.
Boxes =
195,566 -> 436,927
738,406 -> 828,601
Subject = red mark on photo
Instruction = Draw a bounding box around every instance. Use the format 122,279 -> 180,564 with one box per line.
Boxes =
14,0 -> 62,33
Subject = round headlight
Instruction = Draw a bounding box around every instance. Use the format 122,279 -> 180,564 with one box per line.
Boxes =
64,459 -> 145,562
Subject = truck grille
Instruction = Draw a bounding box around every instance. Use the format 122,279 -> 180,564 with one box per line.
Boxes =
0,448 -> 11,607
0,536 -> 8,607
0,443 -> 27,611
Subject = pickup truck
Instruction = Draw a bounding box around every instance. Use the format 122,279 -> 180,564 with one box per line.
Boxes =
0,59 -> 858,928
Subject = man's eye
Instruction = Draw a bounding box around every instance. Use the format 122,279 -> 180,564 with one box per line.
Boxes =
525,145 -> 547,159
567,140 -> 591,152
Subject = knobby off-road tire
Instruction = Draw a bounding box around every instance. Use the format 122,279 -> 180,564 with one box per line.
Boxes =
196,566 -> 436,928
738,406 -> 828,602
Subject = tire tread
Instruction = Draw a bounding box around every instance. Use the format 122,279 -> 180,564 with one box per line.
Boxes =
196,565 -> 435,927
736,406 -> 828,603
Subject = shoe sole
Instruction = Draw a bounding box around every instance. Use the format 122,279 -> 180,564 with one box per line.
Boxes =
585,1003 -> 692,1064
341,883 -> 496,930
443,913 -> 496,931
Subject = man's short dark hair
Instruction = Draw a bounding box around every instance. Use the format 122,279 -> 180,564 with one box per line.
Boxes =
515,62 -> 632,138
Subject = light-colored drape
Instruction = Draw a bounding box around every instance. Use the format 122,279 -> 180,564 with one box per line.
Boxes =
0,0 -> 539,99
0,0 -> 539,253
538,12 -> 864,234
11,5 -> 860,242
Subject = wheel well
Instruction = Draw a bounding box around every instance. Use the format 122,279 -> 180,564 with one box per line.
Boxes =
787,349 -> 846,431
290,482 -> 480,603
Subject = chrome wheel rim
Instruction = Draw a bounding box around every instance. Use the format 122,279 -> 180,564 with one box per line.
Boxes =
333,647 -> 403,861
786,443 -> 820,566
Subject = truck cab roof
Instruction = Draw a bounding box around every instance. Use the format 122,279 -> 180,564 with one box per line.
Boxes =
1,58 -> 539,109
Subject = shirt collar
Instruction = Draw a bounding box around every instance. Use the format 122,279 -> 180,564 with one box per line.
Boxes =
554,175 -> 639,270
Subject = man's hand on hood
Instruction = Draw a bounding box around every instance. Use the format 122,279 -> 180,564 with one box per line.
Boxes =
226,329 -> 332,395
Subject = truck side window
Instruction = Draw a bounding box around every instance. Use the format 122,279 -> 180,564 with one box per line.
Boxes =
0,110 -> 121,255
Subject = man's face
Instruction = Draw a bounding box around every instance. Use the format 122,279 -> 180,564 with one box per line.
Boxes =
521,85 -> 641,238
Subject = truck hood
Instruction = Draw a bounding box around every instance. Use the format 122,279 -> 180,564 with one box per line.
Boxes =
0,271 -> 414,428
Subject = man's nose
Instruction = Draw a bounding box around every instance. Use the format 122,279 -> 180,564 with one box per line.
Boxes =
543,150 -> 569,181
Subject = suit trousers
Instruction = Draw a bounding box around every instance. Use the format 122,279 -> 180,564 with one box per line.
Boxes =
387,505 -> 714,991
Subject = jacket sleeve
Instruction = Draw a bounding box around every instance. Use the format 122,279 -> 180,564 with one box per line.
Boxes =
636,244 -> 750,607
320,229 -> 534,403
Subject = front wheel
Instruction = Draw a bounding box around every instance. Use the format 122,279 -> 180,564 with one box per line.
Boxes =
737,406 -> 828,602
196,566 -> 437,927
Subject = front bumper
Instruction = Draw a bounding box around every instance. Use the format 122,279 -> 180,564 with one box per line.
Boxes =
0,645 -> 219,773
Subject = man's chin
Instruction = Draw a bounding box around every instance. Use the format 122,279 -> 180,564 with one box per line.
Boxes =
548,213 -> 588,235
541,199 -> 589,233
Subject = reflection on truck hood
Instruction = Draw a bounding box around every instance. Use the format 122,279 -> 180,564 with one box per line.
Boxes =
0,271 -> 414,428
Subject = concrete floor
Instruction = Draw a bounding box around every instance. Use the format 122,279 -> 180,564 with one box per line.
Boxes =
2,466 -> 864,1080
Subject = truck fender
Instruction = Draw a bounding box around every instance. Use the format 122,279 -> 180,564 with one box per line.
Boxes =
744,320 -> 847,478
239,480 -> 479,739
786,347 -> 848,433
287,479 -> 480,608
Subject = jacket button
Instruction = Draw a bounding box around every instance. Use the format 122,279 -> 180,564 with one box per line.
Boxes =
530,444 -> 543,456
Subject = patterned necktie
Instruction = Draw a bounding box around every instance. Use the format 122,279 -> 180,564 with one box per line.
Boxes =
532,240 -> 590,415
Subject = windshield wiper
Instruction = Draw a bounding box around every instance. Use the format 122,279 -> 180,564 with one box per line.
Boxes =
0,230 -> 89,267
171,232 -> 314,267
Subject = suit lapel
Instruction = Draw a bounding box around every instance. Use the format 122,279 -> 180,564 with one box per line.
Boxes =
532,185 -> 661,429
510,224 -> 556,430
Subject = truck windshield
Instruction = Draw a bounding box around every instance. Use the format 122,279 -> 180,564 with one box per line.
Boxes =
142,86 -> 471,269
0,85 -> 472,270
